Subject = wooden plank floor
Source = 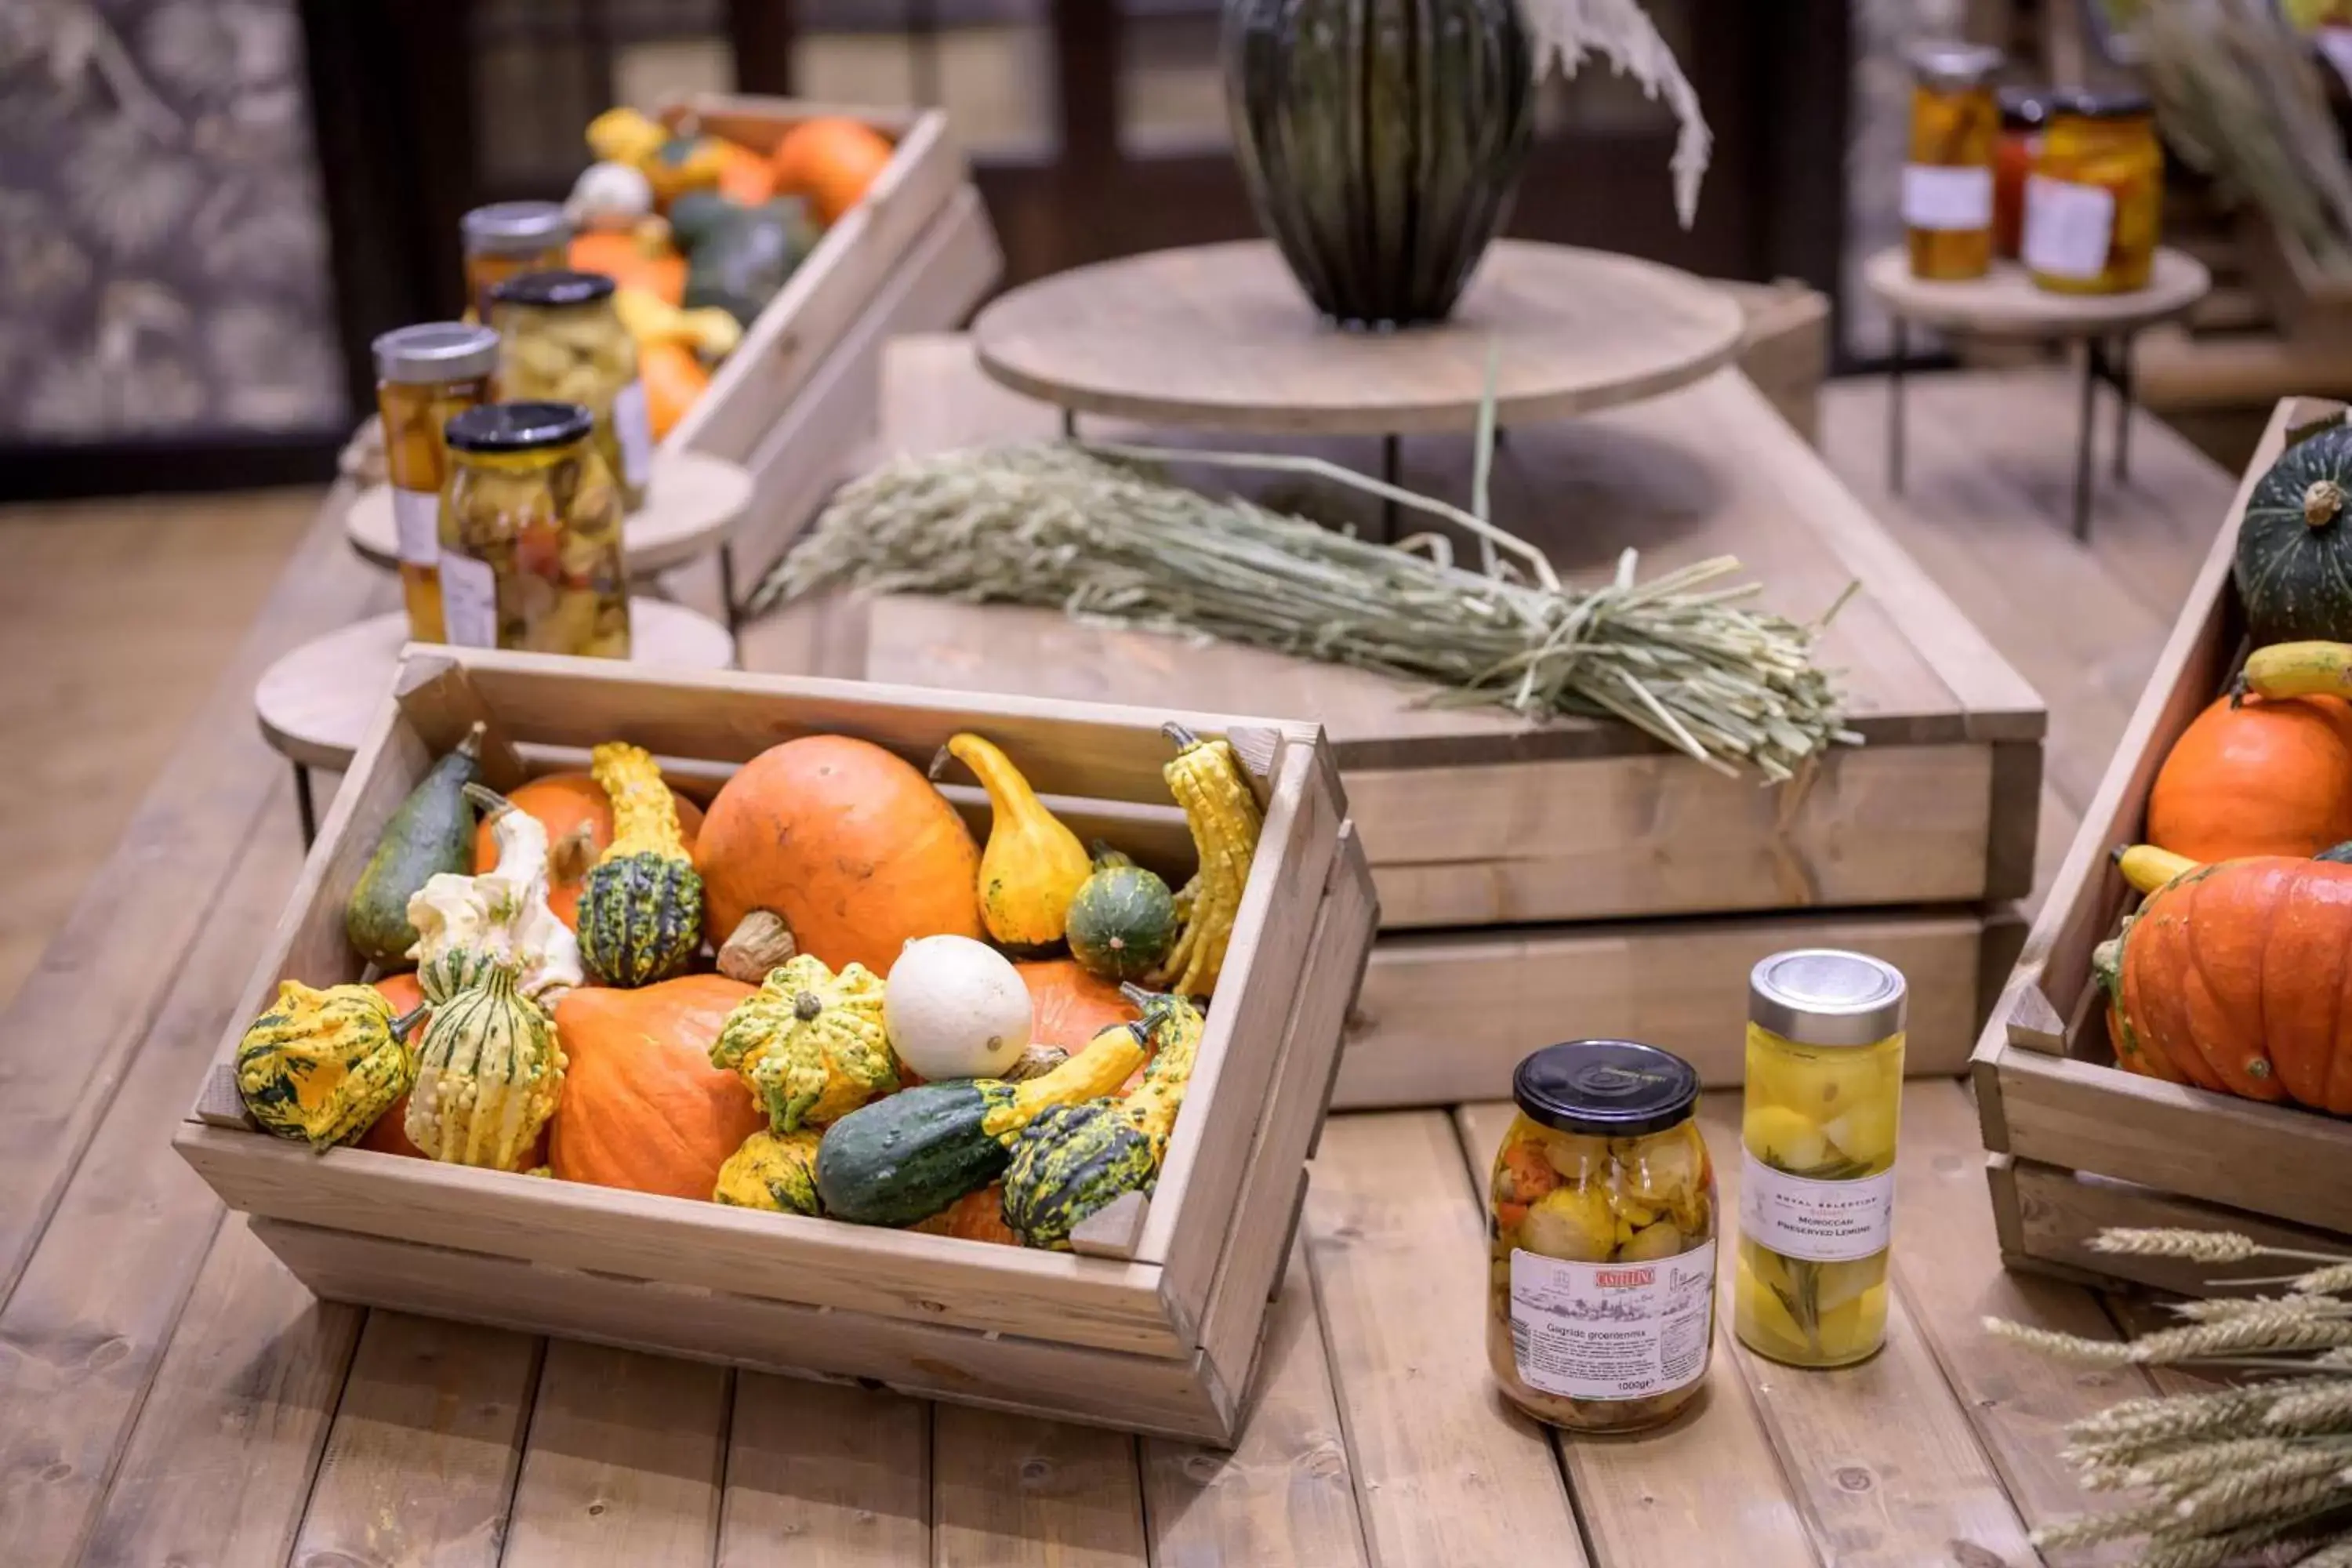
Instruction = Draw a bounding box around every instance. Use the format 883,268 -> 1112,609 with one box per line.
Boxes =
0,368 -> 2241,1566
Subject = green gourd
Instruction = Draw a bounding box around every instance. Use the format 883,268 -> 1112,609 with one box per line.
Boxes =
578,742 -> 704,987
814,1022 -> 1149,1228
1065,844 -> 1180,982
346,724 -> 486,969
2321,841 -> 2352,864
2234,424 -> 2352,645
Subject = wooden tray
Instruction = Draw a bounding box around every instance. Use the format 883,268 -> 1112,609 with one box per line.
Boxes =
1974,394 -> 2352,1294
176,648 -> 1377,1444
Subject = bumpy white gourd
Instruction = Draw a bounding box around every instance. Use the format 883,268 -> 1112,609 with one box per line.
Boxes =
407,791 -> 583,1005
884,935 -> 1033,1080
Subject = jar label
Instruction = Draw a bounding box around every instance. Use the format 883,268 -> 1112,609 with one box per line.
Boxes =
614,379 -> 654,488
1507,1240 -> 1716,1403
1901,164 -> 1993,231
391,486 -> 442,567
1740,1152 -> 1893,1263
439,551 -> 500,648
2023,176 -> 2115,281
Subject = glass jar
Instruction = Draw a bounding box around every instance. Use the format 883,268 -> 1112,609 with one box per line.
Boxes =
461,201 -> 572,326
1904,42 -> 2004,281
372,322 -> 499,644
491,269 -> 654,513
1993,88 -> 2051,260
439,401 -> 630,658
2024,89 -> 2161,294
1734,950 -> 1907,1370
1486,1040 -> 1717,1434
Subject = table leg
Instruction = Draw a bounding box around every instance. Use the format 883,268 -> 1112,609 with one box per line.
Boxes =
1062,407 -> 1077,440
1887,318 -> 1907,495
1381,433 -> 1401,543
293,760 -> 318,849
717,541 -> 742,640
2113,332 -> 2136,481
2073,340 -> 2098,543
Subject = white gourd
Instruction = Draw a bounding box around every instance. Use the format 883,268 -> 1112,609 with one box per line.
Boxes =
884,935 -> 1034,1080
406,789 -> 583,1006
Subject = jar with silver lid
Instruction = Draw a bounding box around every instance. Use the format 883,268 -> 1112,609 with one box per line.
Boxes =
374,321 -> 500,643
461,201 -> 572,325
1733,949 -> 1907,1368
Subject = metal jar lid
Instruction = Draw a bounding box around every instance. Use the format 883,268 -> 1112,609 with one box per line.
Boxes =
1907,40 -> 2003,89
1999,85 -> 2053,130
372,321 -> 500,385
1748,949 -> 1907,1048
461,201 -> 572,256
1512,1040 -> 1700,1138
2049,85 -> 2153,122
488,268 -> 617,310
445,401 -> 596,454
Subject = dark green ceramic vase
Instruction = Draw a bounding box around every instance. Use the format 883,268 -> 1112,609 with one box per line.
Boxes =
1224,0 -> 1537,328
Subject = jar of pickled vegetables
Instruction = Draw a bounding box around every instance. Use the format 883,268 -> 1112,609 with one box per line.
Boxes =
372,322 -> 499,644
1993,88 -> 2051,260
1486,1040 -> 1716,1434
1904,41 -> 2004,281
491,270 -> 654,512
1734,949 -> 1906,1370
438,401 -> 630,657
2024,89 -> 2161,294
461,201 -> 572,326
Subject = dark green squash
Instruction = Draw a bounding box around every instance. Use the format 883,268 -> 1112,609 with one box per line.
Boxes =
1002,1103 -> 1155,1250
580,855 -> 704,987
346,724 -> 485,970
2234,424 -> 2352,645
2321,841 -> 2352,864
1065,844 -> 1180,982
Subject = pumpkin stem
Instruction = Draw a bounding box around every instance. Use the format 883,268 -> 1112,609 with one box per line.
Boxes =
717,909 -> 797,984
2306,479 -> 2346,528
793,990 -> 824,1022
548,822 -> 598,884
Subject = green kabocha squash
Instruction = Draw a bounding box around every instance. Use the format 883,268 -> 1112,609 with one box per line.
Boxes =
714,1127 -> 825,1215
236,979 -> 419,1150
404,964 -> 566,1171
408,784 -> 583,1006
710,953 -> 898,1133
815,1021 -> 1149,1228
1002,989 -> 1205,1250
2234,423 -> 2352,645
2322,841 -> 2352,864
1065,844 -> 1180,982
578,742 -> 705,988
346,723 -> 486,969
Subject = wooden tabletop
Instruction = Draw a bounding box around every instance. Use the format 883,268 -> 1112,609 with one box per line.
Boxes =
1864,245 -> 2212,336
971,240 -> 1746,436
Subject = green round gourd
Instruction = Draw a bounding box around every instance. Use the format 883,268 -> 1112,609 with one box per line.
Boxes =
2233,423 -> 2352,645
579,852 -> 705,988
1002,1101 -> 1156,1250
1065,851 -> 1179,982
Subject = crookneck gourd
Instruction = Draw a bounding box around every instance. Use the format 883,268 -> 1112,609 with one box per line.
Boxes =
713,1127 -> 825,1215
236,979 -> 418,1151
408,784 -> 584,1006
935,731 -> 1092,949
814,1020 -> 1150,1227
1150,725 -> 1265,998
578,742 -> 706,987
710,953 -> 899,1134
405,963 -> 568,1171
1002,989 -> 1205,1250
1065,844 -> 1179,982
347,723 -> 486,969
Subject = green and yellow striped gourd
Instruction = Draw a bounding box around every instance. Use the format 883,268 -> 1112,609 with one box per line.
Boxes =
578,742 -> 705,987
404,964 -> 566,1171
236,979 -> 417,1151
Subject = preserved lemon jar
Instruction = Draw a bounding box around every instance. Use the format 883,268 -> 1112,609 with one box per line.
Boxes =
2024,89 -> 2161,294
372,322 -> 498,643
1734,950 -> 1906,1370
438,401 -> 630,657
1486,1040 -> 1716,1433
461,201 -> 572,325
1904,42 -> 2003,281
491,269 -> 654,512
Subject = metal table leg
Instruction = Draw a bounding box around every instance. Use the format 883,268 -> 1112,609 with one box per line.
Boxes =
1062,407 -> 1077,439
2112,331 -> 2136,481
293,760 -> 318,849
1380,433 -> 1402,543
717,542 -> 742,637
2072,340 -> 2100,543
1887,317 -> 1908,494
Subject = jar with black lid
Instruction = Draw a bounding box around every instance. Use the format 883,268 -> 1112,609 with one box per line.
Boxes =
438,401 -> 629,658
490,269 -> 653,512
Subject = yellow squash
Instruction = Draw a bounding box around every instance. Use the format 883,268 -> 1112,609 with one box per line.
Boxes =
2238,641 -> 2352,702
709,953 -> 898,1133
1149,724 -> 1265,998
937,732 -> 1091,947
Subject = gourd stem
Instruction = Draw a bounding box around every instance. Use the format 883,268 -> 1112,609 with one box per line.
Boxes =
2306,479 -> 2345,528
455,720 -> 487,760
391,1003 -> 430,1036
1161,722 -> 1201,753
793,991 -> 824,1022
462,781 -> 512,818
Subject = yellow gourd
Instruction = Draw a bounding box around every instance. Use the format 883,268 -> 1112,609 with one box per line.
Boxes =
1149,724 -> 1265,997
935,732 -> 1091,948
714,1127 -> 823,1215
709,953 -> 899,1133
235,980 -> 416,1151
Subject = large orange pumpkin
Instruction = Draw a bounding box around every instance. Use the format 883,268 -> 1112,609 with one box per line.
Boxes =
548,976 -> 763,1200
1019,960 -> 1138,1049
477,772 -> 704,930
2101,855 -> 2352,1111
358,973 -> 434,1159
768,117 -> 894,226
695,735 -> 982,976
2147,694 -> 2352,862
909,1183 -> 1019,1246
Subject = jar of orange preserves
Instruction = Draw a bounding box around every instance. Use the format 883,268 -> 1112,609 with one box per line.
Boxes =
1993,88 -> 2051,260
373,322 -> 499,643
461,202 -> 572,325
1904,42 -> 2004,281
1486,1040 -> 1716,1434
2024,89 -> 2161,294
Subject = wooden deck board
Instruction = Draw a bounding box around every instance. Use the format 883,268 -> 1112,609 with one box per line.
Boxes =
717,1377 -> 929,1566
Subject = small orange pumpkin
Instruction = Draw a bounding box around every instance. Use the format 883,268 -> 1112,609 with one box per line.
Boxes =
358,973 -> 434,1160
768,117 -> 893,225
713,137 -> 777,205
911,1183 -> 1020,1246
548,977 -> 764,1200
476,772 -> 704,931
2147,694 -> 2352,863
568,230 -> 688,306
640,338 -> 710,441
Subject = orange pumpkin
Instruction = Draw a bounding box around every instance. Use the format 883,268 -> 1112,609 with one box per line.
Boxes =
1019,960 -> 1138,1050
713,137 -> 777,204
358,973 -> 434,1159
2147,695 -> 2352,862
2101,855 -> 2352,1111
768,117 -> 893,225
476,772 -> 704,930
568,230 -> 688,306
548,977 -> 764,1200
910,1182 -> 1020,1246
695,735 -> 982,976
640,338 -> 710,441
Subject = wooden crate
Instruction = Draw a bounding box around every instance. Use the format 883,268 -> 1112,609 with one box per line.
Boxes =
174,648 -> 1377,1445
2237,207 -> 2352,347
1975,394 -> 2352,1292
658,96 -> 1005,584
848,332 -> 2042,1102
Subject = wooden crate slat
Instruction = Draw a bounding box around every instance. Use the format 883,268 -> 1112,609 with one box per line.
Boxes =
717,1377 -> 929,1566
1997,1154 -> 2352,1296
931,1406 -> 1150,1566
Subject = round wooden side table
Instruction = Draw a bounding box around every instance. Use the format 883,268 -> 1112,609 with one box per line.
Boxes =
255,601 -> 737,844
1863,247 -> 2211,541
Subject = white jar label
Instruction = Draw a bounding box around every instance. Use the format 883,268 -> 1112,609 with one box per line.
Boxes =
1740,1152 -> 1894,1263
614,379 -> 654,489
1901,164 -> 1993,232
390,486 -> 442,567
439,551 -> 500,648
1507,1240 -> 1717,1403
2023,176 -> 2116,281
